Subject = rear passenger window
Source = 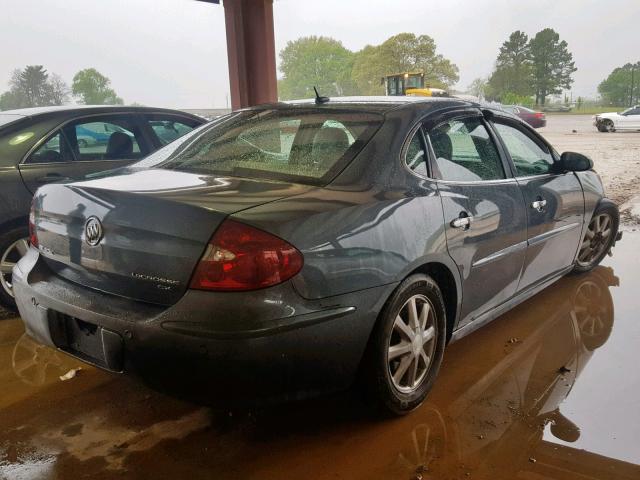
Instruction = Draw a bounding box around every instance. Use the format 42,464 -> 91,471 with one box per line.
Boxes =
62,117 -> 146,162
28,131 -> 74,164
404,130 -> 428,177
428,117 -> 504,182
493,122 -> 553,176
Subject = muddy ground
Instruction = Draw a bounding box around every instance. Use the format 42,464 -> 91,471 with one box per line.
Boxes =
538,115 -> 640,224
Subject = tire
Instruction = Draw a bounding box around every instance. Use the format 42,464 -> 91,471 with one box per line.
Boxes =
0,226 -> 30,310
596,125 -> 607,132
361,274 -> 447,415
603,119 -> 615,132
572,200 -> 619,274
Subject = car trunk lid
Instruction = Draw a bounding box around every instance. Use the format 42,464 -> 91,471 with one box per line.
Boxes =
32,168 -> 311,305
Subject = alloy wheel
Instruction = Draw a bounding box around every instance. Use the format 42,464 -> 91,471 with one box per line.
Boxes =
388,294 -> 437,393
574,281 -> 606,338
0,238 -> 29,298
577,213 -> 612,267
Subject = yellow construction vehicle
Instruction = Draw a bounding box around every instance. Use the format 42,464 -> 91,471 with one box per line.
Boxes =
383,72 -> 448,97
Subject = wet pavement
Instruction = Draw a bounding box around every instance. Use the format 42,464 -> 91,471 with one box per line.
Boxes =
1,232 -> 639,480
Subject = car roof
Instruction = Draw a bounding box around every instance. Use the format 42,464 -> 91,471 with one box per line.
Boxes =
0,104 -> 204,120
255,96 -> 474,114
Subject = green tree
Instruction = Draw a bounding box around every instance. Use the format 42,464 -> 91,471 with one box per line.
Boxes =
0,66 -> 70,110
487,31 -> 532,100
351,33 -> 459,95
17,65 -> 50,106
598,62 -> 640,107
501,92 -> 534,108
278,36 -> 355,100
47,73 -> 70,105
528,28 -> 576,105
467,77 -> 488,99
350,45 -> 386,95
72,68 -> 124,105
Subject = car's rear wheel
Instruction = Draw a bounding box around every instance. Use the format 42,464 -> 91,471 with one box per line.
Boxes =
573,202 -> 619,274
0,227 -> 30,310
362,274 -> 446,415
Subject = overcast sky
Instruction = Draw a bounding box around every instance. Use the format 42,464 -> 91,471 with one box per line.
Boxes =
1,0 -> 637,108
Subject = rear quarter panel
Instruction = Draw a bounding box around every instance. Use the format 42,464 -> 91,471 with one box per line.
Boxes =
233,106 -> 460,302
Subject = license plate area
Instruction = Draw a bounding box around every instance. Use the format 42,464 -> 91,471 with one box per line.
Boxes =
48,311 -> 124,372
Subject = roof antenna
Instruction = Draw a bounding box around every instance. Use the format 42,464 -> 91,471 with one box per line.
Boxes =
313,86 -> 330,105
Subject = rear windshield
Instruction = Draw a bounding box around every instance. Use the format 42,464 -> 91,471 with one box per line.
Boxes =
133,108 -> 383,185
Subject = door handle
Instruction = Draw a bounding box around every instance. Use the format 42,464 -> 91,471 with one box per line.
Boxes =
37,174 -> 72,183
531,197 -> 547,212
451,213 -> 472,229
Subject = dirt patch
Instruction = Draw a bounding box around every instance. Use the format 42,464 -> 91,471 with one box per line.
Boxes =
539,115 -> 640,225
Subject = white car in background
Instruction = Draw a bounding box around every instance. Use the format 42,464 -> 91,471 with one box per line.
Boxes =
594,106 -> 640,132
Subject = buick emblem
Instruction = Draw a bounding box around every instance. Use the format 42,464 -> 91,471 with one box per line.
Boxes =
84,217 -> 103,246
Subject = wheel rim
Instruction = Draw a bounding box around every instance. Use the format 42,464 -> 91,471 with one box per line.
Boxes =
388,294 -> 437,393
577,213 -> 612,267
574,281 -> 606,338
0,237 -> 29,298
605,121 -> 614,132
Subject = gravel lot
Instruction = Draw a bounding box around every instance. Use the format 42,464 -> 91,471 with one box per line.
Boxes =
538,114 -> 640,225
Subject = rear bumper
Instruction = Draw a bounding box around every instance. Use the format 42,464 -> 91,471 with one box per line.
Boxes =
526,117 -> 546,128
13,248 -> 391,402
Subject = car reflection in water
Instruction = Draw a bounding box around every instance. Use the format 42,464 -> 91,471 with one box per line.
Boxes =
3,267 -> 637,479
389,266 -> 624,479
244,266 -> 633,480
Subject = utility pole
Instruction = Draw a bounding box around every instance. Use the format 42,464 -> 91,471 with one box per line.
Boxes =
629,65 -> 636,107
631,65 -> 636,107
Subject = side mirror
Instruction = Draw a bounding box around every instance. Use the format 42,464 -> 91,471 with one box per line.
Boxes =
559,151 -> 593,172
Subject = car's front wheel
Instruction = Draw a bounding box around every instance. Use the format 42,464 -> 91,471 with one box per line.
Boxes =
573,201 -> 619,274
0,227 -> 30,310
603,119 -> 615,132
362,274 -> 447,415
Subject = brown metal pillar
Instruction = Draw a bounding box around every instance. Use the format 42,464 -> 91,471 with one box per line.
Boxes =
223,0 -> 277,110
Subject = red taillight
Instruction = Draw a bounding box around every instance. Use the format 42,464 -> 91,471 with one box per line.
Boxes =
535,112 -> 545,118
190,220 -> 303,291
29,200 -> 38,248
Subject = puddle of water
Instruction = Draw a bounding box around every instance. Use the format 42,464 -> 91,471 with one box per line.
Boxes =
0,233 -> 638,479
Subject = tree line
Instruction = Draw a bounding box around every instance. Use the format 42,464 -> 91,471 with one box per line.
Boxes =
598,62 -> 639,107
475,28 -> 577,106
0,66 -> 124,111
278,33 -> 459,100
280,28 -> 636,108
471,28 -> 637,108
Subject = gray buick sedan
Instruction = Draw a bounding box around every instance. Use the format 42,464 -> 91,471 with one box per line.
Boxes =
13,97 -> 620,414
